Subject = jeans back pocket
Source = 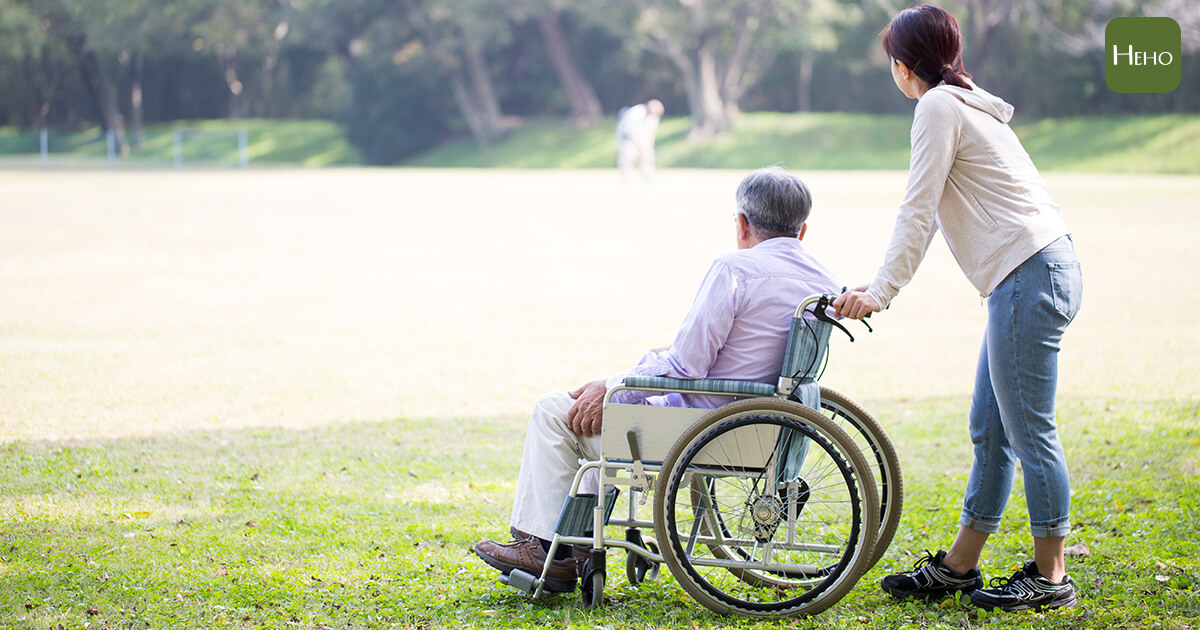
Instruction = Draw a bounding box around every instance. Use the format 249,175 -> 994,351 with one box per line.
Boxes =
1048,261 -> 1082,323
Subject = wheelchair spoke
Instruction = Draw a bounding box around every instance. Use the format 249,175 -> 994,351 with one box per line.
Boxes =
654,403 -> 879,617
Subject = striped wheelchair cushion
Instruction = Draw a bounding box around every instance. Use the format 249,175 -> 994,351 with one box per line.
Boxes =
621,375 -> 776,397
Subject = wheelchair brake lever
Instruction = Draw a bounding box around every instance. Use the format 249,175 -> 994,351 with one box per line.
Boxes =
813,298 -> 856,343
627,430 -> 652,495
626,430 -> 641,462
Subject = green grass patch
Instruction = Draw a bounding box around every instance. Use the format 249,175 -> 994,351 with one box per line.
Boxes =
0,119 -> 362,167
1012,115 -> 1200,174
1,397 -> 1197,629
401,113 -> 914,170
407,112 -> 1200,174
403,113 -> 916,170
4,113 -> 1197,173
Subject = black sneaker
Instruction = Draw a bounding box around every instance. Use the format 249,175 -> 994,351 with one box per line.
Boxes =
881,550 -> 983,600
970,561 -> 1077,612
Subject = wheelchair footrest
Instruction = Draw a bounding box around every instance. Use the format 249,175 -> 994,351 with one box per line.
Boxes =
500,569 -> 538,594
554,488 -> 620,538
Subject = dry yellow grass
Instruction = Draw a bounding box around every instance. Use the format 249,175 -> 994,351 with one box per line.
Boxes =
2,169 -> 1197,443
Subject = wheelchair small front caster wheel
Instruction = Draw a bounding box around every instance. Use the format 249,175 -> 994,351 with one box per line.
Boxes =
579,547 -> 607,608
626,542 -> 661,585
580,569 -> 605,608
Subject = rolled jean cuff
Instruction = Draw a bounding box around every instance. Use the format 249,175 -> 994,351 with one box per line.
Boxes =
1030,518 -> 1071,539
959,511 -> 1002,535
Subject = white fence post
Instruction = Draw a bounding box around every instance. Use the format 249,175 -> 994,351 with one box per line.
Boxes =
238,128 -> 249,168
40,129 -> 48,169
106,129 -> 116,168
174,130 -> 183,168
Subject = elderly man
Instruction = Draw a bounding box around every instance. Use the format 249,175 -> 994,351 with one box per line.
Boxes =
473,167 -> 841,592
615,99 -> 665,181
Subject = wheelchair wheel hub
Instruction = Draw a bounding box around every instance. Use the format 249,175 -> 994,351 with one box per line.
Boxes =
751,495 -> 783,524
749,495 -> 784,542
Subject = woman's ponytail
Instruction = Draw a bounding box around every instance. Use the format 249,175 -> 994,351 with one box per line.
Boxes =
939,63 -> 971,90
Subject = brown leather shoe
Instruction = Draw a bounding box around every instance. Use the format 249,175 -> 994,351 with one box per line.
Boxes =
473,537 -> 577,593
511,527 -> 593,579
573,544 -> 595,578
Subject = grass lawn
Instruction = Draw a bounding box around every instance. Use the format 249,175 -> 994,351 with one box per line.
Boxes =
2,113 -> 1198,174
1,169 -> 1197,629
0,120 -> 363,168
403,113 -> 1200,174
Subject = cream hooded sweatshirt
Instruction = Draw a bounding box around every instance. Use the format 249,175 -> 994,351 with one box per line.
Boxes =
866,81 -> 1070,308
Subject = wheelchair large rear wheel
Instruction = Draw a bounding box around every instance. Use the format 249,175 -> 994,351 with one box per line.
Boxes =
818,387 -> 904,570
653,398 -> 878,618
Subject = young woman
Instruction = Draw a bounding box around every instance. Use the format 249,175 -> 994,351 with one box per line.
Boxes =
833,4 -> 1083,612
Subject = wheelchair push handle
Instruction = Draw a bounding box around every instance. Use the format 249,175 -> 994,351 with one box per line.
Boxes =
798,293 -> 873,343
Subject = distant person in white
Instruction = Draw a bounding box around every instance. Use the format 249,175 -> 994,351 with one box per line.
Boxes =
615,99 -> 664,181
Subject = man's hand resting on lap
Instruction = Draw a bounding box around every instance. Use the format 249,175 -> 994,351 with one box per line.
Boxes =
566,379 -> 607,437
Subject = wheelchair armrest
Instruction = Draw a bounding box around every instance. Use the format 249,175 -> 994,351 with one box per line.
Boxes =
620,375 -> 777,398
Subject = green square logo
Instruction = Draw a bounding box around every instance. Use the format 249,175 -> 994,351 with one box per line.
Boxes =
1105,17 -> 1181,93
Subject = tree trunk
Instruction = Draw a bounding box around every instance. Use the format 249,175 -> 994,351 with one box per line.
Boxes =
336,43 -> 358,113
691,43 -> 727,139
796,50 -> 813,112
640,0 -> 735,139
401,0 -> 507,146
720,13 -> 759,124
670,42 -> 727,140
128,51 -> 145,146
962,0 -> 1013,85
21,43 -> 60,129
218,46 -> 248,118
462,38 -> 505,142
251,52 -> 279,117
448,72 -> 490,145
77,46 -> 127,152
536,9 -> 602,125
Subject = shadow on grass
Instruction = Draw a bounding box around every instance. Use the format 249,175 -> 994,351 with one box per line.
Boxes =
1,395 -> 1197,628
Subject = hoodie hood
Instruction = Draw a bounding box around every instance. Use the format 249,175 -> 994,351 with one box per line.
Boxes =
931,79 -> 1014,124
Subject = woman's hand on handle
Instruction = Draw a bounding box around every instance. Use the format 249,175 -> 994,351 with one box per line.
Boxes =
834,285 -> 881,320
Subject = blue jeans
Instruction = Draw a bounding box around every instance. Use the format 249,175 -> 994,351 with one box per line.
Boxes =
959,235 -> 1082,539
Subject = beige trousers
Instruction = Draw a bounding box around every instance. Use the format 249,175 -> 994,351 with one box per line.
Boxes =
509,391 -> 603,541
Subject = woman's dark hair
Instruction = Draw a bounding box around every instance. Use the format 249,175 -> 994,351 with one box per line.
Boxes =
881,4 -> 973,90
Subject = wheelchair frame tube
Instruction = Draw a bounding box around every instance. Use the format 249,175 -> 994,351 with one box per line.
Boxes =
538,457 -> 668,590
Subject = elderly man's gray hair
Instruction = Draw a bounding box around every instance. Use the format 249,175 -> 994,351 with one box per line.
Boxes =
735,167 -> 812,238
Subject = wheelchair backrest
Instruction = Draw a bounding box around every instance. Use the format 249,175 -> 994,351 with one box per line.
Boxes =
777,301 -> 834,408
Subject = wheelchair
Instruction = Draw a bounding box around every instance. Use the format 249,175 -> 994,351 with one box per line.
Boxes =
498,294 -> 903,618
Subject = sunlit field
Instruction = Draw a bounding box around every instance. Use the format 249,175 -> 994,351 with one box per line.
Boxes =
1,169 -> 1197,629
3,169 -> 1196,439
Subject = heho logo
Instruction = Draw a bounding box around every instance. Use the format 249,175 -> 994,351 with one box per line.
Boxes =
1105,17 -> 1182,93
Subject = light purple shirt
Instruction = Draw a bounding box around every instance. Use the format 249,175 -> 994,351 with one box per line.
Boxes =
607,237 -> 840,408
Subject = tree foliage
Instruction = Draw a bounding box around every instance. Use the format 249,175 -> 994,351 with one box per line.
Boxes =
0,0 -> 1195,163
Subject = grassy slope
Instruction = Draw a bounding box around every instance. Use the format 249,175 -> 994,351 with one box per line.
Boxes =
2,113 -> 1197,173
0,119 -> 363,167
406,113 -> 1200,173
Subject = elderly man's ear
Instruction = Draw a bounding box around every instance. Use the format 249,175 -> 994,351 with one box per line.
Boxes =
797,223 -> 808,241
735,213 -> 753,249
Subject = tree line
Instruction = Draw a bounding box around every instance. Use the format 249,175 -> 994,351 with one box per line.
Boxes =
1,0 -> 1196,164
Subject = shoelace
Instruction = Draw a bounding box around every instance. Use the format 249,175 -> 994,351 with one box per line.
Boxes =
986,566 -> 1029,589
909,549 -> 938,571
